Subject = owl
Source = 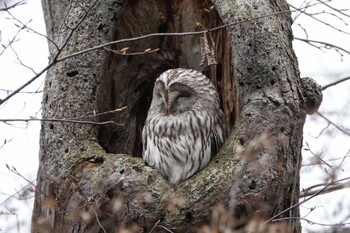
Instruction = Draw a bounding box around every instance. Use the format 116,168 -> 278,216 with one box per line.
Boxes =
142,68 -> 227,185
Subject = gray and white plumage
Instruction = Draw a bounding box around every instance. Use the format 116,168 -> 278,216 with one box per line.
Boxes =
142,68 -> 227,185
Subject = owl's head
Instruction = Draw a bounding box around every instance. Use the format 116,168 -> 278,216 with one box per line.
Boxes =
150,68 -> 219,116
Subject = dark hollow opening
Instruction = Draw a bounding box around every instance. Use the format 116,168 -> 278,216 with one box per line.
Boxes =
98,0 -> 237,157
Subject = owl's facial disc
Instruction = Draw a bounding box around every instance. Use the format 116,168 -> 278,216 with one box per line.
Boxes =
153,80 -> 198,116
167,83 -> 197,115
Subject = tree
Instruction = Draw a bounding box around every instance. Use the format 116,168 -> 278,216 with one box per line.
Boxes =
28,0 -> 323,232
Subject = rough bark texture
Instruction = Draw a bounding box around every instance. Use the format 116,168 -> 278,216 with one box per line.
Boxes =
32,0 -> 310,232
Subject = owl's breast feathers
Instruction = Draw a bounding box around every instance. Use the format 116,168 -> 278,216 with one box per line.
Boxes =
142,68 -> 227,185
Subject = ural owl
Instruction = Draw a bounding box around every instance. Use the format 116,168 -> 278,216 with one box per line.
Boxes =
142,68 -> 227,185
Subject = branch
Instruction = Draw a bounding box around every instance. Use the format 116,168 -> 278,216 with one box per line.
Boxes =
0,182 -> 34,206
6,9 -> 58,51
56,7 -> 296,63
300,177 -> 350,198
0,138 -> 13,149
0,5 -> 315,106
0,0 -> 26,11
0,106 -> 127,126
294,37 -> 350,55
264,180 -> 333,224
104,47 -> 160,56
6,164 -> 47,198
274,216 -> 350,228
0,0 -> 99,106
0,118 -> 122,126
0,88 -> 42,94
322,76 -> 350,90
316,0 -> 350,18
290,4 -> 350,36
316,112 -> 350,137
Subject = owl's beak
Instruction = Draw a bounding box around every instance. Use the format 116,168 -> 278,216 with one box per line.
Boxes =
162,93 -> 171,115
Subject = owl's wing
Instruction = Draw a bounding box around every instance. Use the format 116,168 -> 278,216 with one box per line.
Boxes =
142,126 -> 147,158
142,125 -> 156,167
210,111 -> 227,157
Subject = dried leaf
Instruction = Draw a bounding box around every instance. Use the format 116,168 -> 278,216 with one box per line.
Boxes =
120,47 -> 129,52
196,21 -> 204,28
200,32 -> 217,66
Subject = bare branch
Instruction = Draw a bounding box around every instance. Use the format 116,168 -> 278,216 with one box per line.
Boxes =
57,7 -> 296,63
93,209 -> 106,233
0,0 -> 99,106
0,20 -> 24,56
6,164 -> 47,198
300,177 -> 350,198
302,151 -> 350,167
0,138 -> 13,149
290,4 -> 350,36
274,216 -> 350,228
104,47 -> 160,56
9,40 -> 38,74
0,117 -> 122,126
6,9 -> 59,51
149,220 -> 174,233
0,5 -> 317,107
0,106 -> 126,126
264,181 -> 334,224
0,182 -> 35,206
322,76 -> 350,90
0,0 -> 26,11
0,88 -> 43,94
294,37 -> 350,56
316,112 -> 350,137
0,61 -> 55,106
316,0 -> 350,18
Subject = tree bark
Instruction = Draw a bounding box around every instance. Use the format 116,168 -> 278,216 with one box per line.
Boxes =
32,0 -> 310,232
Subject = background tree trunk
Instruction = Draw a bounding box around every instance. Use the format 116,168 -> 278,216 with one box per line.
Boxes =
32,0 -> 307,232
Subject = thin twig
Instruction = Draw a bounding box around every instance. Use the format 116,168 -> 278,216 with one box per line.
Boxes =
57,7 -> 295,63
322,76 -> 350,90
81,106 -> 127,119
149,220 -> 174,233
0,0 -> 26,11
264,181 -> 333,224
6,164 -> 47,198
94,209 -> 106,233
149,220 -> 161,233
0,181 -> 35,206
290,4 -> 350,36
0,106 -> 126,125
0,138 -> 13,149
300,177 -> 350,198
316,0 -> 350,18
302,153 -> 350,167
0,5 -> 315,107
0,88 -> 42,94
6,9 -> 59,50
0,118 -> 122,126
0,0 -> 98,106
294,37 -> 350,55
104,47 -> 160,56
9,39 -> 38,74
273,216 -> 350,227
316,112 -> 350,136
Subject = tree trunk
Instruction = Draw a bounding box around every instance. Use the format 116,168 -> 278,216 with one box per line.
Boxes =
32,0 -> 310,232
